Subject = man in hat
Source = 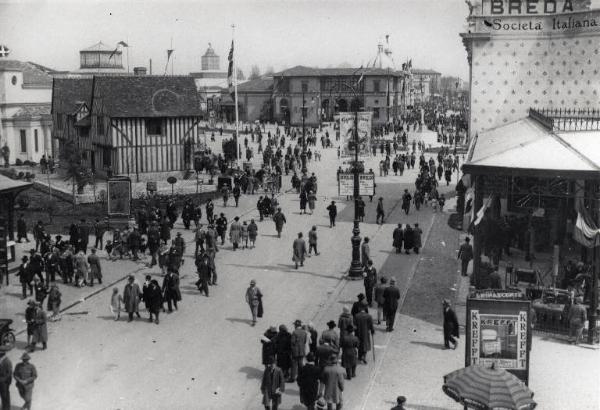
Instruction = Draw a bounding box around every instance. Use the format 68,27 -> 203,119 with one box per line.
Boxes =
16,256 -> 33,300
28,249 -> 44,284
374,277 -> 388,325
0,350 -> 12,410
216,213 -> 228,245
391,396 -> 407,410
383,278 -> 401,332
123,275 -> 142,322
147,221 -> 161,267
13,353 -> 37,410
363,260 -> 377,307
290,320 -> 308,382
297,352 -> 320,410
568,296 -> 587,345
173,232 -> 186,266
376,197 -> 385,224
351,294 -> 366,318
360,237 -> 370,268
29,301 -> 48,352
457,237 -> 473,277
308,226 -> 319,256
326,201 -> 337,228
260,356 -> 285,410
319,354 -> 345,410
442,299 -> 459,349
273,208 -> 287,238
320,321 -> 339,352
162,269 -> 182,313
195,253 -> 212,297
293,232 -> 307,269
88,247 -> 102,286
340,325 -> 359,380
245,280 -> 263,326
354,304 -> 374,364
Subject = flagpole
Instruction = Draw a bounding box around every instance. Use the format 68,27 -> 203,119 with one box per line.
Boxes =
126,37 -> 130,74
232,24 -> 240,167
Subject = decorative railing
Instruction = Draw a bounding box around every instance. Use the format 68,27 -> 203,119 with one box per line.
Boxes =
529,108 -> 600,131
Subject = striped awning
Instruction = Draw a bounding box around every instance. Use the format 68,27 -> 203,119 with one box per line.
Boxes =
443,365 -> 536,410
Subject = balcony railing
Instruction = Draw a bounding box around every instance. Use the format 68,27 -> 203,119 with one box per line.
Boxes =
529,107 -> 600,131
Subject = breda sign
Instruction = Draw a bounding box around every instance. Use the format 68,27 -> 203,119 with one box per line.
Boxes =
484,0 -> 581,15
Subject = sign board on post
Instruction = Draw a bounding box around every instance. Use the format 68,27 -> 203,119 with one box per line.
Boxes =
338,173 -> 375,197
107,177 -> 132,217
339,112 -> 372,157
466,297 -> 532,385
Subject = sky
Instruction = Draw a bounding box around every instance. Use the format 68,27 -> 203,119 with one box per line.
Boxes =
0,0 -> 471,79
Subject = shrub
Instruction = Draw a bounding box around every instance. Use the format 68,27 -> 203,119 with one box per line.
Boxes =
15,158 -> 23,166
17,171 -> 24,179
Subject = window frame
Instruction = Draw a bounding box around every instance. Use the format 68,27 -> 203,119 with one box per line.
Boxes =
19,129 -> 27,153
146,118 -> 163,136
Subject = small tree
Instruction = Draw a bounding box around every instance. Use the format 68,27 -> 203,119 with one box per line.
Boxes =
249,65 -> 261,80
60,141 -> 91,202
236,68 -> 245,81
221,138 -> 237,164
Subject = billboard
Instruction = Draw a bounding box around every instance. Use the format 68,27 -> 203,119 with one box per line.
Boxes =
466,297 -> 531,384
339,112 -> 372,156
107,177 -> 132,216
338,173 -> 375,197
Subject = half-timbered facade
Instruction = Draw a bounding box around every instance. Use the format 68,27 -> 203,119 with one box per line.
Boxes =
52,75 -> 202,179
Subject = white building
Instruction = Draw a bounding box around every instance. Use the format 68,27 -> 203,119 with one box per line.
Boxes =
0,60 -> 53,164
190,44 -> 228,114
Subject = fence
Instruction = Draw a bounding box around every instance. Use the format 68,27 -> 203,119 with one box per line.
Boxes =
530,107 -> 600,131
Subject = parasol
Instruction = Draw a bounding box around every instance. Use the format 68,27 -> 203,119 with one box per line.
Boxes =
442,364 -> 536,410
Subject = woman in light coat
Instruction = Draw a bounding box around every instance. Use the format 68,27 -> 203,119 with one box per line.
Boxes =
229,216 -> 242,250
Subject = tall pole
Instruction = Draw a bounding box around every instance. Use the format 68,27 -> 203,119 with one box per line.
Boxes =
301,89 -> 307,174
588,184 -> 599,344
349,93 -> 362,278
232,24 -> 240,168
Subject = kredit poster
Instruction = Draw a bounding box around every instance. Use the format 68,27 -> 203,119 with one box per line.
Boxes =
339,112 -> 372,156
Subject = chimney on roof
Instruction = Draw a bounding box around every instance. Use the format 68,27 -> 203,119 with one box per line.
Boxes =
133,67 -> 147,76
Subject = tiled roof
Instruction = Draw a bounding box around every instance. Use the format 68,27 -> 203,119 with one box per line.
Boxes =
236,77 -> 273,93
0,60 -> 53,86
92,76 -> 201,118
51,78 -> 93,114
11,104 -> 51,119
273,65 -> 405,77
0,174 -> 32,194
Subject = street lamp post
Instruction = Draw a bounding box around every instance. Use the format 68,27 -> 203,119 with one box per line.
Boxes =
301,89 -> 307,174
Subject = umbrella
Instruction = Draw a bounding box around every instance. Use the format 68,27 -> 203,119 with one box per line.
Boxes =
442,364 -> 536,410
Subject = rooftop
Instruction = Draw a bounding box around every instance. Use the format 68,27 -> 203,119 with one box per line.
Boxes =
411,68 -> 441,76
52,78 -> 94,114
273,65 -> 406,77
81,41 -> 119,53
236,77 -> 273,93
92,75 -> 200,118
0,60 -> 53,87
11,104 -> 51,120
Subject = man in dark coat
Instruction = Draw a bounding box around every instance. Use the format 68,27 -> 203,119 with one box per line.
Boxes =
13,353 -> 36,410
147,222 -> 161,267
297,352 -> 320,410
326,201 -> 337,228
144,279 -> 163,324
127,228 -> 142,261
216,213 -> 228,245
403,224 -> 414,255
363,260 -> 377,307
273,208 -> 287,238
274,325 -> 292,380
290,320 -> 308,382
353,304 -> 374,364
392,224 -> 404,253
261,326 -> 279,367
195,253 -> 212,297
401,189 -> 412,215
457,237 -> 473,277
123,275 -> 142,322
374,277 -> 388,325
383,278 -> 401,331
443,299 -> 459,349
0,351 -> 12,410
340,325 -> 359,380
162,270 -> 181,312
17,214 -> 29,243
77,219 -> 90,254
351,294 -> 366,318
261,357 -> 285,410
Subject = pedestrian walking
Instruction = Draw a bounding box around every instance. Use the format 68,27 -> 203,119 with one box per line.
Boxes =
401,189 -> 412,215
290,319 -> 308,382
374,277 -> 388,325
145,280 -> 163,324
319,354 -> 345,410
216,213 -> 228,245
297,352 -> 320,410
17,213 -> 29,243
13,353 -> 36,410
356,196 -> 365,222
233,184 -> 241,207
403,224 -> 414,255
340,325 -> 359,380
383,278 -> 400,332
93,218 -> 107,250
307,191 -> 316,215
299,190 -> 308,214
391,396 -> 407,410
29,302 -> 47,352
230,216 -> 242,250
110,287 -> 122,321
241,221 -> 249,249
273,208 -> 287,238
392,224 -> 404,253
88,248 -> 103,286
308,226 -> 319,256
0,351 -> 12,410
360,237 -> 370,268
442,299 -> 459,349
275,324 -> 292,379
245,280 -> 263,326
195,253 -> 212,297
320,321 -> 340,352
326,201 -> 337,228
292,232 -> 307,269
261,326 -> 279,367
74,250 -> 89,287
47,283 -> 62,321
363,260 -> 377,307
457,237 -> 473,277
353,304 -> 374,364
261,357 -> 285,410
194,224 -> 206,257
123,275 -> 142,322
413,223 -> 423,254
162,270 -> 181,313
248,219 -> 258,248
16,256 -> 33,300
376,197 -> 385,224
337,306 -> 353,341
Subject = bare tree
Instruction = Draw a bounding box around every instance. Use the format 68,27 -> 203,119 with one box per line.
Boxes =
249,65 -> 261,80
264,66 -> 274,75
236,68 -> 245,80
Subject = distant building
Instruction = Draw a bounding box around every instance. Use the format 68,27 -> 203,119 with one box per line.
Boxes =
0,59 -> 54,164
410,68 -> 441,103
219,77 -> 274,123
74,41 -> 127,75
190,44 -> 228,114
52,75 -> 202,179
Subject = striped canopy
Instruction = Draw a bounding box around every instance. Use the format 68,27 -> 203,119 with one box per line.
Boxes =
443,365 -> 536,410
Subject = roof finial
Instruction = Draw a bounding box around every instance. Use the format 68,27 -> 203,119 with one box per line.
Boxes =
208,42 -> 212,48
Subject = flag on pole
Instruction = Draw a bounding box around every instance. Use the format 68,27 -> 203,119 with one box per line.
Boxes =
0,45 -> 10,58
227,40 -> 234,96
573,197 -> 600,247
109,41 -> 129,60
473,195 -> 492,226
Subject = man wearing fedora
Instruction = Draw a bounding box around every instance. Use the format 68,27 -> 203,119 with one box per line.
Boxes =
320,321 -> 339,352
13,353 -> 37,410
354,304 -> 374,364
290,319 -> 308,383
319,354 -> 345,410
260,356 -> 285,410
245,280 -> 263,326
442,299 -> 459,349
383,278 -> 401,332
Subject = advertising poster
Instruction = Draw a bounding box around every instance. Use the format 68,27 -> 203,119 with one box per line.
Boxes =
466,297 -> 531,384
107,178 -> 132,216
338,173 -> 375,197
339,112 -> 372,156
